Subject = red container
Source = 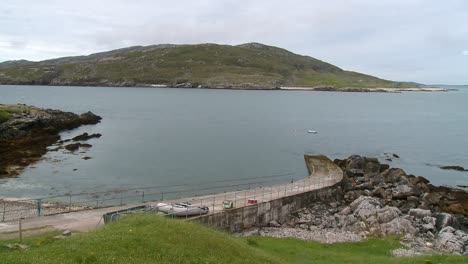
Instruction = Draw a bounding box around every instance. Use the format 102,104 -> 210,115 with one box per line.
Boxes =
247,199 -> 258,204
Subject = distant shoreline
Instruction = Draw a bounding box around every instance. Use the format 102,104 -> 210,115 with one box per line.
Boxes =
280,86 -> 452,93
0,83 -> 456,93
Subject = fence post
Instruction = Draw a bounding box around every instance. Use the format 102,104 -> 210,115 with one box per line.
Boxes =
200,199 -> 203,216
36,198 -> 42,217
141,191 -> 145,203
234,191 -> 237,207
212,195 -> 215,214
2,203 -> 5,222
19,217 -> 24,242
68,194 -> 72,212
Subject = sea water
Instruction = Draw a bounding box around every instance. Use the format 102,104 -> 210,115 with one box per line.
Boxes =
0,85 -> 467,198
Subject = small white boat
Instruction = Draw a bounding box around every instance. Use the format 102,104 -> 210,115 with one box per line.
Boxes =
155,202 -> 209,216
307,130 -> 318,134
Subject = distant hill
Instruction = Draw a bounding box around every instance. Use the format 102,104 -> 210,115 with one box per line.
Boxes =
0,43 -> 417,89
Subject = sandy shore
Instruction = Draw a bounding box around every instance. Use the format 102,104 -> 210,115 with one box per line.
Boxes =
280,86 -> 450,92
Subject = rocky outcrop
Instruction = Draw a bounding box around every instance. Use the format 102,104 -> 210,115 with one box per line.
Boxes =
244,155 -> 468,256
435,227 -> 468,254
440,165 -> 468,172
64,143 -> 92,152
0,104 -> 101,177
71,132 -> 102,141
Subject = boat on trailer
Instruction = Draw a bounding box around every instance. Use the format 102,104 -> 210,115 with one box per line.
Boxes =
155,202 -> 209,216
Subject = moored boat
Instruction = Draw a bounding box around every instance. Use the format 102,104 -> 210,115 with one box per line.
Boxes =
154,202 -> 209,216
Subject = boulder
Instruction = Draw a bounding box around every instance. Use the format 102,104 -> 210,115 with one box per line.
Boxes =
391,184 -> 421,199
356,208 -> 376,222
381,168 -> 408,184
347,169 -> 365,177
435,227 -> 466,254
370,175 -> 385,186
71,132 -> 102,141
350,196 -> 381,213
64,143 -> 92,152
344,191 -> 361,203
448,203 -> 464,214
342,179 -> 355,192
435,213 -> 462,230
376,206 -> 401,224
409,176 -> 430,185
381,217 -> 416,236
372,187 -> 388,199
421,192 -> 441,206
346,155 -> 366,171
79,111 -> 102,125
364,158 -> 381,175
379,164 -> 390,172
409,209 -> 432,219
355,182 -> 373,190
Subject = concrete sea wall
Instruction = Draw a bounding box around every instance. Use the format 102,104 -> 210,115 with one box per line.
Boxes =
193,155 -> 344,232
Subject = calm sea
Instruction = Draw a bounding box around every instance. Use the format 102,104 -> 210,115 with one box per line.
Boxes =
1,85 -> 467,198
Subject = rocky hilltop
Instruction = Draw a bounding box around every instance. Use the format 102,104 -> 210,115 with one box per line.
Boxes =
0,104 -> 101,177
0,43 -> 416,89
245,155 -> 468,256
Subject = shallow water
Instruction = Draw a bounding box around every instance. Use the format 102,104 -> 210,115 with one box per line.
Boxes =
1,85 -> 467,198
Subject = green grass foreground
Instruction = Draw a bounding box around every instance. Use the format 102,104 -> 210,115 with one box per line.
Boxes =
0,214 -> 465,263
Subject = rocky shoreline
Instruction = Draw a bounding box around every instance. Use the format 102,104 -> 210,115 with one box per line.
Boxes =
0,104 -> 101,177
242,155 -> 468,256
1,83 -> 453,92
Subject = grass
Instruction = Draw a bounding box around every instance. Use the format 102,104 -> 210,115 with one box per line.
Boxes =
0,43 -> 416,88
243,236 -> 466,264
0,105 -> 27,123
0,214 -> 466,264
0,214 -> 278,264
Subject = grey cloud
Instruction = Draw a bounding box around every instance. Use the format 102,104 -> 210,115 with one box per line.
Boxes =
0,0 -> 467,84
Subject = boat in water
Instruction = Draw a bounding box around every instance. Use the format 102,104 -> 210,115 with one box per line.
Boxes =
154,202 -> 209,216
307,130 -> 318,134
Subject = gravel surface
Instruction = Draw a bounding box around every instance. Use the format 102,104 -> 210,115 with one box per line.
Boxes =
241,226 -> 364,243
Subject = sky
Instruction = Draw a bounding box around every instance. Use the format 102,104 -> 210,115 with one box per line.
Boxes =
0,0 -> 467,84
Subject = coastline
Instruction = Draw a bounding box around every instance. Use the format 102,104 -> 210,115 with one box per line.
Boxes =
0,83 -> 454,93
0,104 -> 101,178
280,86 -> 451,93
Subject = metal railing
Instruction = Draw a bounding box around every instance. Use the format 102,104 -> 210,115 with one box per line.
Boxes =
1,168 -> 341,223
1,172 -> 311,222
104,171 -> 340,223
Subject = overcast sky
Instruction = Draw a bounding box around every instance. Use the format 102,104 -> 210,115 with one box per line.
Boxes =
1,0 -> 467,84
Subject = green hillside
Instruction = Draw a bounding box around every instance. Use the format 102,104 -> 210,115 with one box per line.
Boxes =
0,43 -> 415,89
0,214 -> 465,263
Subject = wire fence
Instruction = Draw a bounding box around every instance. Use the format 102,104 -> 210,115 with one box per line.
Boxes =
103,171 -> 340,223
1,167 -> 342,223
1,172 -> 303,222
